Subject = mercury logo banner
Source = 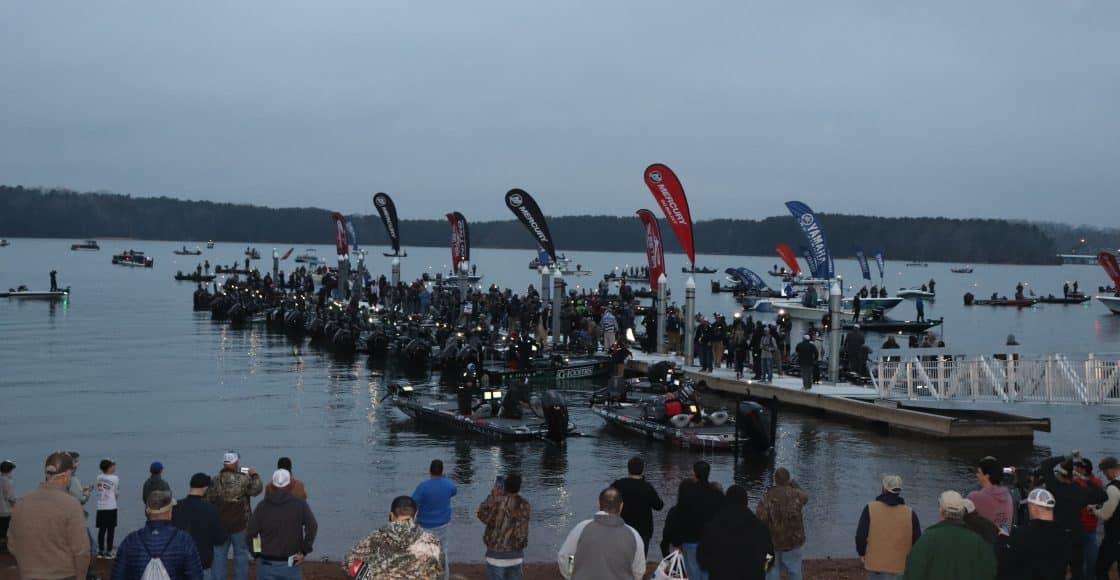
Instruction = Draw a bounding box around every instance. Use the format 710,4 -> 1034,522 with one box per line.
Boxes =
372,192 -> 401,255
332,212 -> 349,259
1100,252 -> 1120,289
636,209 -> 665,290
446,212 -> 470,273
505,188 -> 557,264
643,163 -> 695,267
785,201 -> 834,279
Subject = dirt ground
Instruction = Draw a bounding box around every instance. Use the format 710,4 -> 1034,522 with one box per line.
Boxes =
0,553 -> 866,579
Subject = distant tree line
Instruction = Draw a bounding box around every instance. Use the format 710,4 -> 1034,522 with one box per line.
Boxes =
0,185 -> 1086,264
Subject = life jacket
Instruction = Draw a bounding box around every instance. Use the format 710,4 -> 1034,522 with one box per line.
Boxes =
664,400 -> 683,418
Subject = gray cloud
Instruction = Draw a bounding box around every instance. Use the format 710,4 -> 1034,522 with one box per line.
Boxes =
1,0 -> 1117,225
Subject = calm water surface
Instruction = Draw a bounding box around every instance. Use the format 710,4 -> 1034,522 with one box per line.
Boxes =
2,238 -> 1119,560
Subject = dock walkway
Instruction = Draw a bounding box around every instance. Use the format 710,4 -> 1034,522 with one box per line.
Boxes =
626,352 -> 1050,439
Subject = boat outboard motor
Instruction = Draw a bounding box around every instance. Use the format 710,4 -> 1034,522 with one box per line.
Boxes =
540,390 -> 569,442
963,292 -> 975,306
648,361 -> 673,384
736,400 -> 776,452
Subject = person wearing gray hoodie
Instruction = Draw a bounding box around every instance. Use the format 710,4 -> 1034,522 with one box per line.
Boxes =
557,487 -> 645,580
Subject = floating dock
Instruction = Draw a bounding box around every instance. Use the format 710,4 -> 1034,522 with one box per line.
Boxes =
627,353 -> 1050,439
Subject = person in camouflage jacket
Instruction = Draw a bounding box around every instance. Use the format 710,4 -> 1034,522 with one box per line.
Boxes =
755,467 -> 809,580
205,453 -> 263,580
343,496 -> 444,580
477,474 -> 530,578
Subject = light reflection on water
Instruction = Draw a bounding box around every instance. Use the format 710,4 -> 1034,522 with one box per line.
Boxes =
1,239 -> 1118,560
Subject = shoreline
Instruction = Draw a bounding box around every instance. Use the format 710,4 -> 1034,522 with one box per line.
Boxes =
0,554 -> 866,580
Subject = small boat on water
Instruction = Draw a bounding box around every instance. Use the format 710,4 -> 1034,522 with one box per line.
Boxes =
174,271 -> 216,282
1036,294 -> 1090,305
294,249 -> 321,263
482,354 -> 611,386
215,265 -> 252,275
897,289 -> 935,300
965,296 -> 1036,308
683,266 -> 718,274
245,247 -> 261,259
1,286 -> 70,300
173,246 -> 202,255
111,250 -> 154,268
843,315 -> 943,334
906,262 -> 929,267
950,266 -> 973,274
71,240 -> 100,251
0,239 -> 9,247
389,383 -> 575,442
1098,296 -> 1120,314
206,240 -> 215,249
589,382 -> 775,452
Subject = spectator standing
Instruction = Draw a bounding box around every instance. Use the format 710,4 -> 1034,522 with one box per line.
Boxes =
967,456 -> 1014,533
996,489 -> 1072,580
95,459 -> 120,558
795,335 -> 818,390
172,473 -> 228,579
665,461 -> 724,580
856,475 -> 921,580
245,469 -> 318,580
206,452 -> 263,580
1075,458 -> 1104,577
556,487 -> 644,580
476,473 -> 530,580
610,456 -> 664,557
342,496 -> 443,580
756,468 -> 808,580
111,491 -> 203,580
1093,456 -> 1120,580
265,458 -> 307,501
902,491 -> 996,580
411,459 -> 457,580
64,451 -> 97,580
1042,453 -> 1107,580
697,485 -> 773,580
7,452 -> 90,580
143,462 -> 171,506
0,460 -> 15,554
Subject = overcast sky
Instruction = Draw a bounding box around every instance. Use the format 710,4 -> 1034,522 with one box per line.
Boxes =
2,1 -> 1117,225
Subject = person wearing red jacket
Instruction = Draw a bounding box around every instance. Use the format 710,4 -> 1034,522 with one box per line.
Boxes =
1076,458 -> 1105,578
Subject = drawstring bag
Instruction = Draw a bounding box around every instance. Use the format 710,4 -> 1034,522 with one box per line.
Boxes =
653,549 -> 688,580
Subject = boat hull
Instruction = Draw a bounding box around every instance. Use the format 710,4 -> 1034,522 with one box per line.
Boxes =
0,290 -> 70,300
483,357 -> 611,385
591,405 -> 760,452
1099,296 -> 1120,314
392,395 -> 564,441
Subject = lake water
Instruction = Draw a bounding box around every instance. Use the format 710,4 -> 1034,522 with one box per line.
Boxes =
2,238 -> 1119,561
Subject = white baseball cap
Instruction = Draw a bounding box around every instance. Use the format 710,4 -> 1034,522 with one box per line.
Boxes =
1027,488 -> 1056,508
271,469 -> 291,488
223,452 -> 240,465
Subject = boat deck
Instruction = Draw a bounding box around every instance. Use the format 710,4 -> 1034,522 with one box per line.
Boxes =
628,352 -> 1049,439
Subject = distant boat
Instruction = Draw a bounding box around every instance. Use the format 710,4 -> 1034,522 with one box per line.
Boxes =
294,249 -> 321,264
0,287 -> 70,300
174,271 -> 216,282
950,266 -> 973,274
111,250 -> 153,268
905,261 -> 929,267
244,247 -> 261,259
71,240 -> 100,251
206,240 -> 215,249
683,266 -> 718,274
0,239 -> 9,247
173,246 -> 202,255
897,289 -> 935,300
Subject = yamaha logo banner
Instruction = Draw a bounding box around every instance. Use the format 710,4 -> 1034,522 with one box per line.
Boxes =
505,188 -> 557,264
785,201 -> 834,279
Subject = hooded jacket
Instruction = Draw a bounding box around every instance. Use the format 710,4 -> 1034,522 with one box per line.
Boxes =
903,519 -> 996,580
245,490 -> 317,559
476,493 -> 530,560
855,493 -> 922,574
755,481 -> 808,551
610,476 -> 664,543
343,520 -> 444,580
967,484 -> 1014,531
697,500 -> 773,580
666,479 -> 723,545
556,512 -> 644,580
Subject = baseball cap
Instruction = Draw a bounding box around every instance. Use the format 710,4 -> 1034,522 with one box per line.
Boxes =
189,473 -> 212,488
223,452 -> 240,465
149,461 -> 164,474
1027,488 -> 1056,508
145,490 -> 173,514
271,469 -> 291,488
882,474 -> 903,494
939,490 -> 966,515
1100,457 -> 1120,471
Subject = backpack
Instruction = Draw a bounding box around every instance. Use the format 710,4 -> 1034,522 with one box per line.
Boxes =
139,529 -> 178,580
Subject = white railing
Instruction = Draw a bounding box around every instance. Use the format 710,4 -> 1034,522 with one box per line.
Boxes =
870,353 -> 1120,405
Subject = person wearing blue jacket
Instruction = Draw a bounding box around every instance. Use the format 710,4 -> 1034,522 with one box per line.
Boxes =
412,459 -> 457,580
112,491 -> 203,580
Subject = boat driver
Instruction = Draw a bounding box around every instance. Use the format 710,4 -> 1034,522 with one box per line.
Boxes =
458,363 -> 479,416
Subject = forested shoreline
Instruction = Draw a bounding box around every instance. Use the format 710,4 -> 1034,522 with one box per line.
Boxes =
3,186 -> 1114,264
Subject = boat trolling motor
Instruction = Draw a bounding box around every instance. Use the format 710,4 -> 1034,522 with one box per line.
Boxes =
533,390 -> 569,443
